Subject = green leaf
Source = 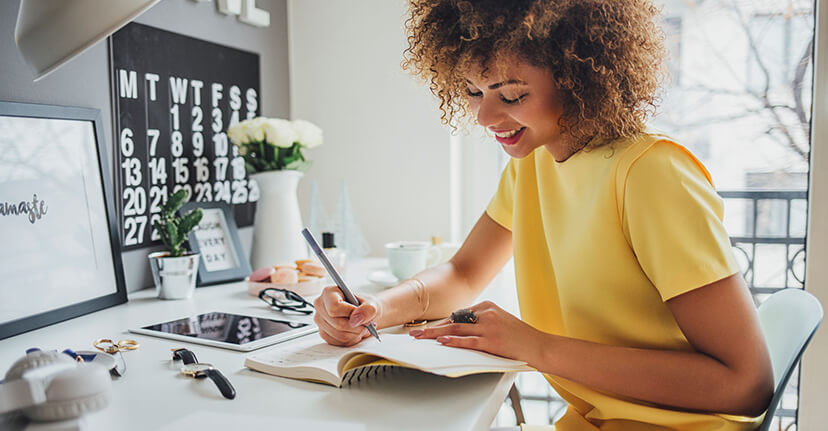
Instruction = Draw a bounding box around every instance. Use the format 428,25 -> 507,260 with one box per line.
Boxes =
245,161 -> 257,174
168,222 -> 180,248
153,219 -> 171,250
264,144 -> 278,164
165,189 -> 188,214
285,159 -> 312,172
179,209 -> 203,236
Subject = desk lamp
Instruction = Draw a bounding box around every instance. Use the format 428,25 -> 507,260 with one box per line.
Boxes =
14,0 -> 160,81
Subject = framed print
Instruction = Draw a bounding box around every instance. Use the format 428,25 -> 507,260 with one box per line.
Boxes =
181,201 -> 251,286
0,101 -> 128,340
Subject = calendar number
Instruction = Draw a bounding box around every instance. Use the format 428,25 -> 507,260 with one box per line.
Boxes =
123,187 -> 147,216
149,185 -> 168,213
120,128 -> 134,156
194,182 -> 213,202
121,158 -> 142,187
231,179 -> 248,204
213,181 -> 231,203
124,216 -> 148,246
148,158 -> 167,185
147,129 -> 160,157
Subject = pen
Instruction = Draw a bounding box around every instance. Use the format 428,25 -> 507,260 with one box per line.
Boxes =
301,228 -> 381,342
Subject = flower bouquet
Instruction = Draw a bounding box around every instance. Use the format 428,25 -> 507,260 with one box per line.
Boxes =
226,117 -> 323,173
225,117 -> 323,267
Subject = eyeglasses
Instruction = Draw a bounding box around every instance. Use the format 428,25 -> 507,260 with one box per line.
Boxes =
257,288 -> 314,315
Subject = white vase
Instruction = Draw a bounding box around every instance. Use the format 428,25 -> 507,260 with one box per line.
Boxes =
250,170 -> 308,269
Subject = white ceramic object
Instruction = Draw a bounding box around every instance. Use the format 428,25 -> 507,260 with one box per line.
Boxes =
148,252 -> 199,300
249,170 -> 308,269
367,269 -> 399,288
385,241 -> 441,281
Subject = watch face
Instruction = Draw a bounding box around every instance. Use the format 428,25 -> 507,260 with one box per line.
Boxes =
181,363 -> 213,375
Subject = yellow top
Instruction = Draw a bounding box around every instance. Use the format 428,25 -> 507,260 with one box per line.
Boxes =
486,133 -> 760,430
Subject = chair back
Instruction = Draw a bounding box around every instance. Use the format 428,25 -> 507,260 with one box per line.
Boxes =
757,289 -> 823,431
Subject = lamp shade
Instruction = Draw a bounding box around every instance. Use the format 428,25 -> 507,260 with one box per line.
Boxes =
15,0 -> 159,81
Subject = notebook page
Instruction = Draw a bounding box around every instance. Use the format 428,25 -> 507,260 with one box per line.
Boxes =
246,333 -> 355,377
355,334 -> 530,371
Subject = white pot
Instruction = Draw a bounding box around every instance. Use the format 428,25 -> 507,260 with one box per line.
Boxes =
250,170 -> 308,268
148,252 -> 199,300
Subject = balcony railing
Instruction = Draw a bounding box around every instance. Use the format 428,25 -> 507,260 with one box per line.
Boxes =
501,190 -> 807,430
721,190 -> 808,296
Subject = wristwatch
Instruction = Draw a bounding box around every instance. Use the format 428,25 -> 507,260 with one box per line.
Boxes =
180,362 -> 237,400
171,347 -> 199,365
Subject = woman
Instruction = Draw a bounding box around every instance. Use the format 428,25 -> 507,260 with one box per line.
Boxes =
313,1 -> 774,429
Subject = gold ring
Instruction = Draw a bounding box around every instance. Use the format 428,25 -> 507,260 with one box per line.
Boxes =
117,339 -> 140,350
93,338 -> 119,354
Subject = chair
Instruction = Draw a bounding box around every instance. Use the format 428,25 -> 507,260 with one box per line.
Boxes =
504,288 -> 823,429
756,288 -> 823,431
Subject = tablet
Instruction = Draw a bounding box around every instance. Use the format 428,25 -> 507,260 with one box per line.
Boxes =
129,311 -> 318,352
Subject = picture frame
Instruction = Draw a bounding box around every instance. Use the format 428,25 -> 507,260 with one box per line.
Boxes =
180,201 -> 251,286
0,101 -> 128,340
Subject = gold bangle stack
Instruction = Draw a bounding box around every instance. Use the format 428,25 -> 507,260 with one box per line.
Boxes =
403,278 -> 429,327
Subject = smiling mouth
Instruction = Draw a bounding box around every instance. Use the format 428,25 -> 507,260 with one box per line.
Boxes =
492,127 -> 526,146
493,127 -> 525,138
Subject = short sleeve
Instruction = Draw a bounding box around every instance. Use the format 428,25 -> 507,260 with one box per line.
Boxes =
486,159 -> 517,231
622,141 -> 740,301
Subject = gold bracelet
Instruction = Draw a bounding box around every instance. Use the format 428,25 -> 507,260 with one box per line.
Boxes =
403,278 -> 429,327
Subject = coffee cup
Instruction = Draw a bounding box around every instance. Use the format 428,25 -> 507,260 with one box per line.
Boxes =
385,241 -> 441,280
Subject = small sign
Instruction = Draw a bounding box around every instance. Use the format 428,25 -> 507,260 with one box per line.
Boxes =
181,201 -> 251,285
194,208 -> 239,272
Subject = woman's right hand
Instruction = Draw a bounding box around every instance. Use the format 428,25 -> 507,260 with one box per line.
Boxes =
313,285 -> 381,346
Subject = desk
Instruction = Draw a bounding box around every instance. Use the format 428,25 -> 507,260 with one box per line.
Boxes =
0,259 -> 514,431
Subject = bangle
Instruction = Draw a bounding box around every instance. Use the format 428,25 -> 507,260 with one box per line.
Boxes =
403,278 -> 429,327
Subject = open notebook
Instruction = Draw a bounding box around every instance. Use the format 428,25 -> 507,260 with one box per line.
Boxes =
244,333 -> 534,387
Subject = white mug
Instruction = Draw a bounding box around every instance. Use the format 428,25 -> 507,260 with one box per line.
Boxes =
385,241 -> 441,280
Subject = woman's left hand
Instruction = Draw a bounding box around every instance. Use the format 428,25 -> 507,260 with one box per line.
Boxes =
408,300 -> 548,366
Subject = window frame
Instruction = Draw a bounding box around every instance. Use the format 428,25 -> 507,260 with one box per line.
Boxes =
798,0 -> 828,426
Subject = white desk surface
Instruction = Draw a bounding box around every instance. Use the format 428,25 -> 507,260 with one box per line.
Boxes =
0,258 -> 515,431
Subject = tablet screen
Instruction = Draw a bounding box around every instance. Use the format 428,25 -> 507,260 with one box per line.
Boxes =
141,312 -> 310,346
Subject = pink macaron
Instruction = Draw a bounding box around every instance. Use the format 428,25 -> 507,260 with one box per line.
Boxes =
249,266 -> 275,282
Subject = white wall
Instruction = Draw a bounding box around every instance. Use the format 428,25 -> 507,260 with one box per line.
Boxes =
287,0 -> 451,256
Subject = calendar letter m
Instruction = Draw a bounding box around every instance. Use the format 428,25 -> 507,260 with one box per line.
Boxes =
119,69 -> 138,99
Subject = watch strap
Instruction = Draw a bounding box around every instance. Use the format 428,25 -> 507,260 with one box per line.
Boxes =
203,368 -> 236,400
172,348 -> 198,365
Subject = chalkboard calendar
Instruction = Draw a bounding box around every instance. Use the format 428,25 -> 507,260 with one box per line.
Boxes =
111,23 -> 260,250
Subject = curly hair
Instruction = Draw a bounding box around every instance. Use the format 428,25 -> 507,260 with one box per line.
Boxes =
402,0 -> 666,148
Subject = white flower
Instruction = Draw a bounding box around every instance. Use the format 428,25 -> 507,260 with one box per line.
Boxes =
226,120 -> 250,145
292,119 -> 323,148
263,118 -> 298,148
248,117 -> 268,142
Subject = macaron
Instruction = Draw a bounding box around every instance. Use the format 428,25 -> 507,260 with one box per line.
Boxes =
249,266 -> 275,282
270,267 -> 299,285
300,261 -> 326,278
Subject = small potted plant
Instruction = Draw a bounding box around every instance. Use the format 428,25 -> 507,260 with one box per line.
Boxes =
147,189 -> 203,299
